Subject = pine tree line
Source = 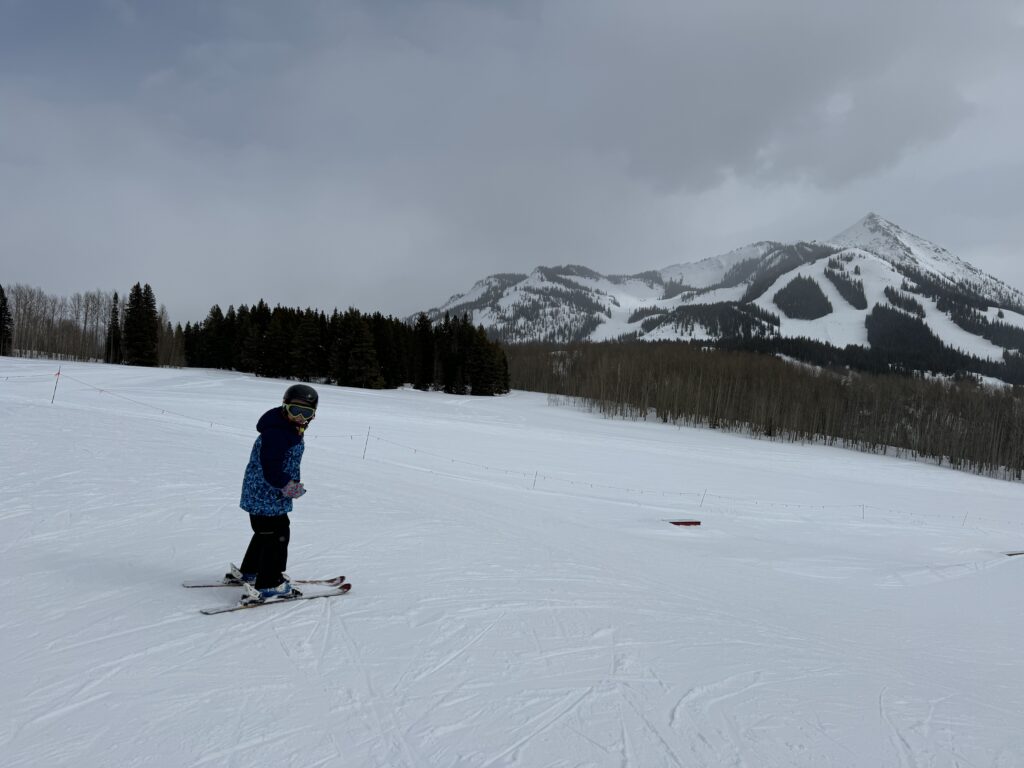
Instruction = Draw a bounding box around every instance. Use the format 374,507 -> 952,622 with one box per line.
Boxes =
939,297 -> 1024,352
824,267 -> 868,309
713,306 -> 1024,385
1,280 -> 508,394
884,286 -> 926,317
506,341 -> 1024,479
628,305 -> 667,324
639,302 -> 779,338
183,304 -> 509,395
897,263 -> 1024,315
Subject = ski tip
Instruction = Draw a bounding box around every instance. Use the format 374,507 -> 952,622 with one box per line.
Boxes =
199,583 -> 351,614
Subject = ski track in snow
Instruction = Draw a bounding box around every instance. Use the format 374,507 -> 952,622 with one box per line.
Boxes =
2,359 -> 1024,767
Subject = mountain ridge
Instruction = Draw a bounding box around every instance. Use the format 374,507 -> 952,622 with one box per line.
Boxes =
418,215 -> 1024,376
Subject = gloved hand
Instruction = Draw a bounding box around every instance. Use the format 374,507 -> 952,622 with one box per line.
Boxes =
281,480 -> 306,498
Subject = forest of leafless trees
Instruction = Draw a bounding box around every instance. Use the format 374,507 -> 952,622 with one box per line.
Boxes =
0,283 -> 183,366
3,284 -> 112,361
506,342 -> 1024,480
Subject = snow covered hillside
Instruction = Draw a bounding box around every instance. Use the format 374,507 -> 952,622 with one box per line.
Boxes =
423,214 -> 1024,369
3,359 -> 1023,767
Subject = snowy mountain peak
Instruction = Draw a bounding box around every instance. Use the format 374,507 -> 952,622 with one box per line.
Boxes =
420,215 -> 1024,374
828,212 -> 964,278
828,212 -> 1024,309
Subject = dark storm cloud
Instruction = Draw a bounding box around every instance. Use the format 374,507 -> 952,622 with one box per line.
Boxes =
1,0 -> 1022,321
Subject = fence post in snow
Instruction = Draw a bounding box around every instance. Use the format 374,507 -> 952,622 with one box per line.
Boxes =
362,427 -> 371,460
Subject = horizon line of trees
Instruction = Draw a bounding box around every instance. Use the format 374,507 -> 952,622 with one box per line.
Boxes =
183,303 -> 509,395
506,341 -> 1024,480
1,282 -> 509,396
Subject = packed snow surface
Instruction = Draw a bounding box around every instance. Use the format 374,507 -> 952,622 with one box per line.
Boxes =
3,359 -> 1023,767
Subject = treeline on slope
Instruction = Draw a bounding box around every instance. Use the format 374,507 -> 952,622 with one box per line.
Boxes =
714,305 -> 1024,384
741,243 -> 838,302
184,305 -> 509,395
894,265 -> 1024,350
824,266 -> 868,309
898,264 -> 1024,315
0,281 -> 183,365
883,286 -> 926,317
485,286 -> 608,344
628,302 -> 779,339
506,341 -> 1024,479
773,275 -> 833,320
938,297 -> 1024,352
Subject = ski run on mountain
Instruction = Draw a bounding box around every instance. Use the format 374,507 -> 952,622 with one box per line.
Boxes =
2,359 -> 1022,767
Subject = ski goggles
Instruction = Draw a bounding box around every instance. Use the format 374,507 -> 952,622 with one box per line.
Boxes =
284,403 -> 316,420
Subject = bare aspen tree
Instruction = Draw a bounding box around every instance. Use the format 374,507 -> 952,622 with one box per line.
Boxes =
506,342 -> 1024,480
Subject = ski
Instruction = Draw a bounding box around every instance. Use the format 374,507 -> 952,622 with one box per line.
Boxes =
200,582 -> 352,615
183,575 -> 346,588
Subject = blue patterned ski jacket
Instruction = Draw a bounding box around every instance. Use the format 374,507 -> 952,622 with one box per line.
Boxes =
239,407 -> 305,517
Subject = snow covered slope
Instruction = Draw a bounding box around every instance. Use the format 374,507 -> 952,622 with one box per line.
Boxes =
830,213 -> 1016,297
660,241 -> 779,290
3,359 -> 1023,766
422,215 -> 1024,367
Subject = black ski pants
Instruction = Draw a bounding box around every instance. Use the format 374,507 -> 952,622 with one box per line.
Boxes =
239,514 -> 290,589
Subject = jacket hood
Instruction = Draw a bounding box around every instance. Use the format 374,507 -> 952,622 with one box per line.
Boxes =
257,407 -> 292,435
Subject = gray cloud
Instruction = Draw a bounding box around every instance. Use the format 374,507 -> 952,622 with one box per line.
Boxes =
1,0 -> 1022,322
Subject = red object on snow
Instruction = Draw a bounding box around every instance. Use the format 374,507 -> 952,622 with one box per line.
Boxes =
669,520 -> 701,527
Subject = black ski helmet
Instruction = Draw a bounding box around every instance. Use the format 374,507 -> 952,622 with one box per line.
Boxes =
283,383 -> 318,408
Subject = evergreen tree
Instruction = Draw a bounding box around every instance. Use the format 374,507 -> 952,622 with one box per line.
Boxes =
261,313 -> 291,378
122,283 -> 160,366
200,304 -> 225,368
222,305 -> 239,370
328,308 -> 357,385
290,311 -> 322,381
467,327 -> 494,395
182,321 -> 199,366
436,313 -> 465,394
413,312 -> 435,390
141,284 -> 160,364
0,283 -> 12,356
123,284 -> 145,365
172,323 -> 185,367
347,316 -> 384,388
233,305 -> 252,371
239,300 -> 271,374
313,310 -> 330,380
369,312 -> 403,388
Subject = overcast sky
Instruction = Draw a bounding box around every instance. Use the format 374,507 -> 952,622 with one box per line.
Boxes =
2,1 -> 1023,324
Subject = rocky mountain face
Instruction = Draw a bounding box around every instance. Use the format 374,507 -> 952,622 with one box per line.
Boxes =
420,215 -> 1024,375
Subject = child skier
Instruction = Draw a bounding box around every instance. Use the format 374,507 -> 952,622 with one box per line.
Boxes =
230,383 -> 318,605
